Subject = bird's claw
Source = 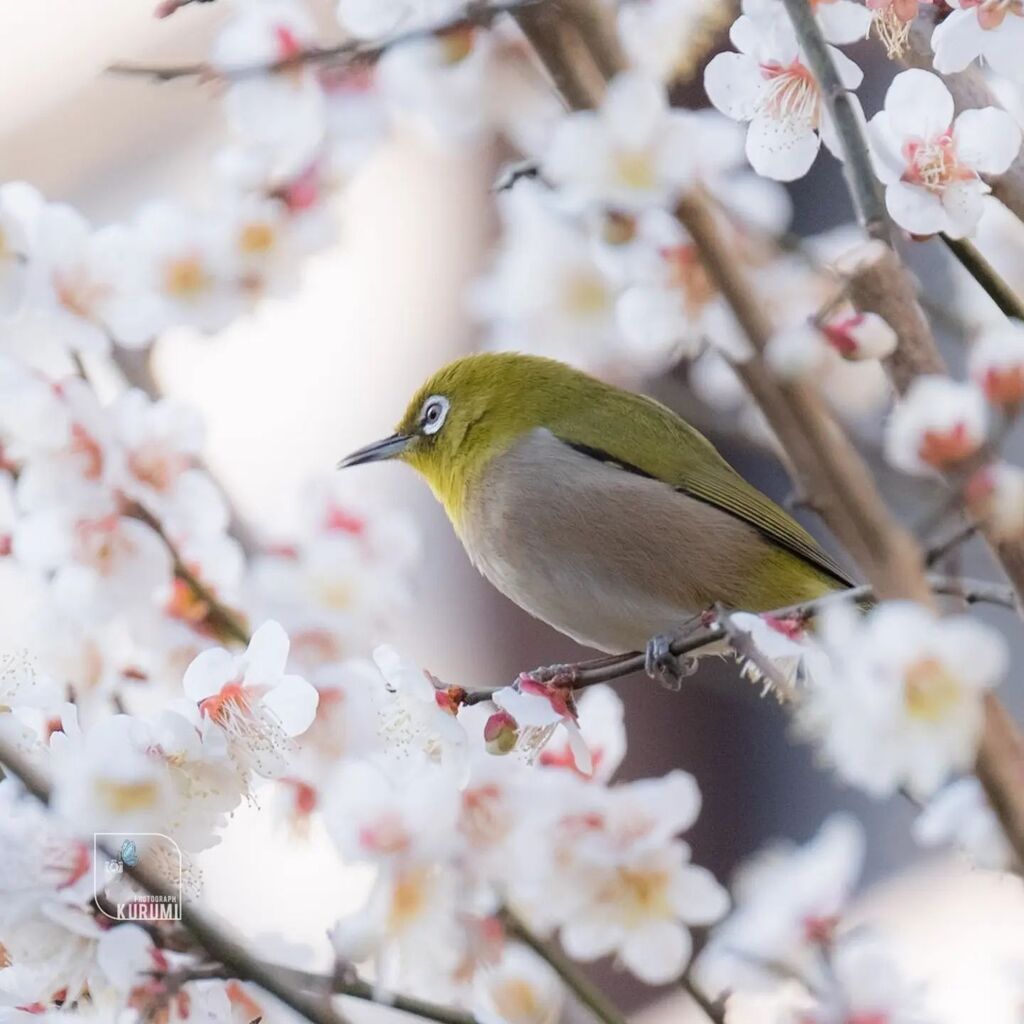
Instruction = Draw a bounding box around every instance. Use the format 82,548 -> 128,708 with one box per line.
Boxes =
644,633 -> 699,691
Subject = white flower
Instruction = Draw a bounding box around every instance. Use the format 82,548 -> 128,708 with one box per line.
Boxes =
766,323 -> 831,379
212,0 -> 326,175
537,684 -> 626,784
969,320 -> 1024,408
868,70 -> 1021,239
965,461 -> 1024,540
797,602 -> 1008,799
884,374 -> 988,475
325,757 -> 461,863
788,932 -> 933,1024
491,677 -> 590,775
370,645 -> 467,775
704,0 -> 863,181
914,776 -> 1014,870
183,620 -> 318,779
376,28 -> 493,140
559,839 -> 728,984
618,0 -> 722,82
51,712 -> 177,836
809,0 -> 873,43
474,944 -> 564,1024
932,0 -> 1024,81
544,72 -> 696,210
17,204 -> 161,354
471,183 -> 622,376
0,182 -> 39,318
694,814 -> 864,998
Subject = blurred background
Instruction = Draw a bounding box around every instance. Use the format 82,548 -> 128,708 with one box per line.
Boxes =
1,1 -> 1022,1020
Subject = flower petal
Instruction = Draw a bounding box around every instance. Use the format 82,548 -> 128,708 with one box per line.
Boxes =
884,69 -> 953,139
183,647 -> 235,703
620,921 -> 691,985
953,107 -> 1022,175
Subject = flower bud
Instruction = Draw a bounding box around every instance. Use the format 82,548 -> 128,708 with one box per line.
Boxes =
822,312 -> 897,361
966,462 -> 1024,541
969,324 -> 1024,409
484,710 -> 519,756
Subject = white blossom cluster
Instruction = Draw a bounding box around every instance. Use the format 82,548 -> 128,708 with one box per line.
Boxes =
1,0 -> 1024,1022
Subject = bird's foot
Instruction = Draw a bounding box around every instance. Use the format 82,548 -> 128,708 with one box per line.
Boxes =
644,633 -> 699,691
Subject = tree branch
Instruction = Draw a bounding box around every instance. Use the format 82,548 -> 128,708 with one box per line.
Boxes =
941,235 -> 1024,321
0,741 -> 351,1024
112,0 -> 544,82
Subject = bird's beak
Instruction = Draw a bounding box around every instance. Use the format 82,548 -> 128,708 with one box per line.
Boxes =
337,434 -> 413,469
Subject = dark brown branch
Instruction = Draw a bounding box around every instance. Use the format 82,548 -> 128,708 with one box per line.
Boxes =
941,235 -> 1024,322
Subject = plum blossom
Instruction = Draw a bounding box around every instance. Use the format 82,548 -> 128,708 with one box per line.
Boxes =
0,182 -> 36,317
704,0 -> 863,181
913,776 -> 1014,870
932,0 -> 1024,80
868,70 -> 1022,238
885,374 -> 988,475
544,72 -> 695,211
796,602 -> 1008,799
211,0 -> 326,175
183,620 -> 318,779
807,0 -> 874,43
965,461 -> 1024,540
474,945 -> 563,1024
695,814 -> 864,997
491,676 -> 591,775
969,320 -> 1024,408
780,932 -> 934,1024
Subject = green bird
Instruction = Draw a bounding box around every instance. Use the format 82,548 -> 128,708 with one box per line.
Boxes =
339,353 -> 851,678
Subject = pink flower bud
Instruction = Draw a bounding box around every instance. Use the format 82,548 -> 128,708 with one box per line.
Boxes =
484,710 -> 519,756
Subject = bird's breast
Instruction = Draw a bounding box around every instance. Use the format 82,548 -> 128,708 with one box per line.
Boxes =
459,428 -> 775,653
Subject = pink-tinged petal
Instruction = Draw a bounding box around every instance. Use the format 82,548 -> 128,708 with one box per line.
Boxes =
941,180 -> 986,238
828,43 -> 865,89
244,619 -> 291,682
560,919 -> 620,961
493,686 -> 563,728
703,52 -> 760,123
620,922 -> 691,985
885,69 -> 954,138
931,11 -> 986,73
603,72 -> 666,149
564,721 -> 593,776
975,16 -> 1024,76
745,114 -> 821,181
670,865 -> 730,924
262,674 -> 319,736
885,181 -> 947,235
183,647 -> 235,702
817,0 -> 873,43
953,108 -> 1022,175
867,111 -> 908,185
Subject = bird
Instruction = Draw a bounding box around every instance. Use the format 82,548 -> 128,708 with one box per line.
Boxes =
339,352 -> 852,682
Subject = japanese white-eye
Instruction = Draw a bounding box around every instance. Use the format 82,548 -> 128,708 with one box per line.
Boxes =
340,353 -> 850,663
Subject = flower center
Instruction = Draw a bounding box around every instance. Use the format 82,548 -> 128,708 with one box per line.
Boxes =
757,60 -> 820,128
388,867 -> 430,930
95,778 -> 162,813
917,421 -> 978,467
562,272 -> 611,317
239,222 -> 277,256
901,133 -> 974,194
605,866 -> 670,924
613,149 -> 656,191
164,255 -> 210,299
903,656 -> 962,722
491,978 -> 546,1024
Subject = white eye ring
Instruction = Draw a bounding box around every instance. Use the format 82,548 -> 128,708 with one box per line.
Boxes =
420,395 -> 449,435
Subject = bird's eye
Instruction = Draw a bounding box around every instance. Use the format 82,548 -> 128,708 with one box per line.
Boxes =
420,395 -> 449,436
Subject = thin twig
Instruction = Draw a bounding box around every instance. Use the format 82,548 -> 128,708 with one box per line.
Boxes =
941,235 -> 1024,322
779,0 -> 890,242
682,973 -> 727,1024
129,503 -> 252,646
112,0 -> 543,83
501,909 -> 628,1024
0,742 -> 350,1024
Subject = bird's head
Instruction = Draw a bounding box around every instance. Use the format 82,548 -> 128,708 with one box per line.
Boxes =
338,352 -> 582,526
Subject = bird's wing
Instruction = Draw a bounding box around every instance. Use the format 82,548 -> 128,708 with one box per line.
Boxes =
553,391 -> 853,589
